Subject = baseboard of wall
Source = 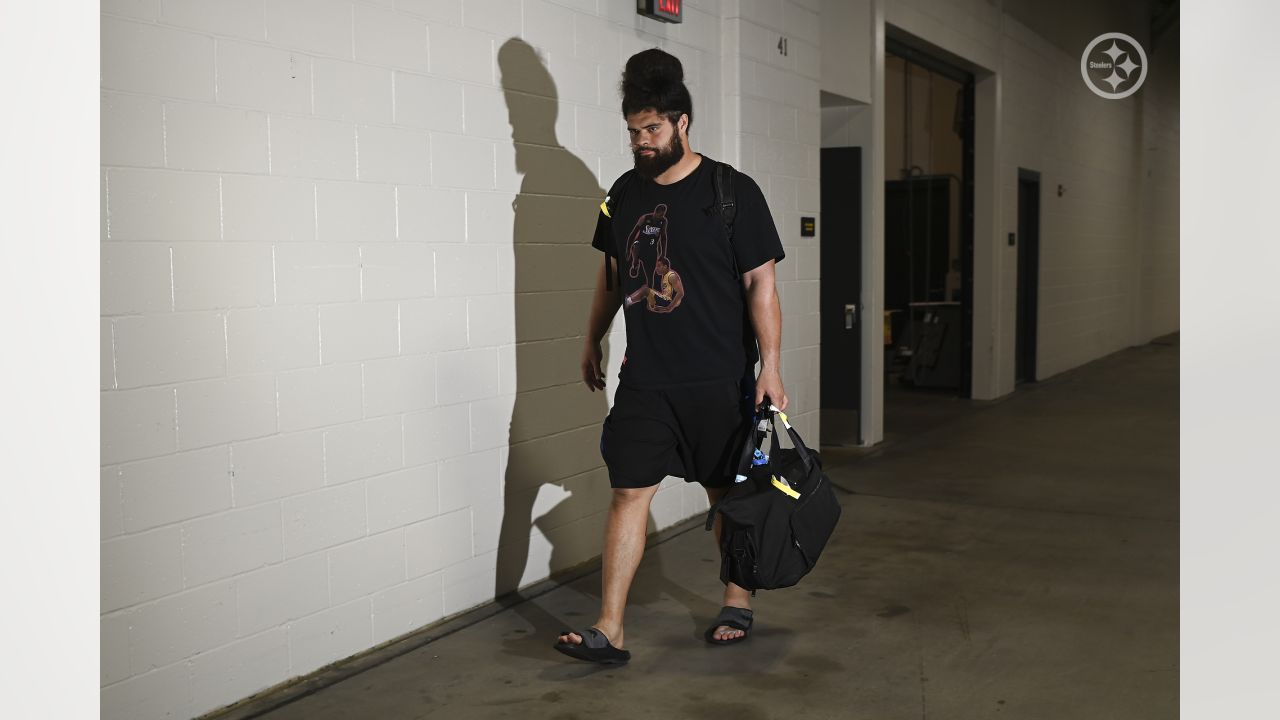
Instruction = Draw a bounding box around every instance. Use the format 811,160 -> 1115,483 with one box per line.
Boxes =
197,512 -> 709,720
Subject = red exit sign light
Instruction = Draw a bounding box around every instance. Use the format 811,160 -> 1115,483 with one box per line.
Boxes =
637,0 -> 682,23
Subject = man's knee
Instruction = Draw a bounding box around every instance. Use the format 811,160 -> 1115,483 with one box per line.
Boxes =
611,484 -> 658,508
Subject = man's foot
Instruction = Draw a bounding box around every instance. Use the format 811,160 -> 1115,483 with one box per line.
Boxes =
554,623 -> 630,665
710,619 -> 747,641
705,605 -> 753,645
712,586 -> 752,641
558,621 -> 624,650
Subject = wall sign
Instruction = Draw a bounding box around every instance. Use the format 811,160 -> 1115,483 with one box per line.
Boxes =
801,217 -> 815,237
637,0 -> 682,23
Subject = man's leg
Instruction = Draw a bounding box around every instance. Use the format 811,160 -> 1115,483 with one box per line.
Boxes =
704,484 -> 753,641
557,483 -> 660,649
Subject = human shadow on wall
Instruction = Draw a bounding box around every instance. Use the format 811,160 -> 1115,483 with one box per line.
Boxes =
491,39 -> 710,662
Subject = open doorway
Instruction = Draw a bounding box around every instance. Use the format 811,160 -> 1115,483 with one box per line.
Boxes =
817,93 -> 872,448
882,38 -> 975,437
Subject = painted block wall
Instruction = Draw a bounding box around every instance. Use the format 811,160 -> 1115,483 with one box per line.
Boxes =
96,1 -> 806,718
723,0 -> 823,442
820,0 -> 871,104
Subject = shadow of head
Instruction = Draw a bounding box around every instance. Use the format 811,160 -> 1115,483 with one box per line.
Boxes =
498,38 -> 592,180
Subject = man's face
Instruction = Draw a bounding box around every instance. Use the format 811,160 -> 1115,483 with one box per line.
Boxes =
627,109 -> 684,179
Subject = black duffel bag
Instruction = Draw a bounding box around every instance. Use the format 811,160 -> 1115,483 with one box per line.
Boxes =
705,404 -> 842,593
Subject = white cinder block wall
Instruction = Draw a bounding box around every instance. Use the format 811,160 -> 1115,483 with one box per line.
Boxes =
723,0 -> 823,441
99,1 -> 803,718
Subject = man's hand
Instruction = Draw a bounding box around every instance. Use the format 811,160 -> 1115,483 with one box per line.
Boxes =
755,366 -> 788,411
581,339 -> 606,392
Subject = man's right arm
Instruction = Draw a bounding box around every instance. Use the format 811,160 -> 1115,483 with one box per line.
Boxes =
581,255 -> 623,391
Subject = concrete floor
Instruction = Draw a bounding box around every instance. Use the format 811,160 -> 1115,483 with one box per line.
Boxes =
221,338 -> 1178,720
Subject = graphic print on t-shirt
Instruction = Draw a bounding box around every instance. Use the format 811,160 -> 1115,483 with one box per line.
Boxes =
622,203 -> 686,314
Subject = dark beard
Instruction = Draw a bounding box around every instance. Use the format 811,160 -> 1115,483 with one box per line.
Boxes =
632,133 -> 684,179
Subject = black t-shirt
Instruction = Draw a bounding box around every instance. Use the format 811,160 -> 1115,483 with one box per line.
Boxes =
591,155 -> 785,389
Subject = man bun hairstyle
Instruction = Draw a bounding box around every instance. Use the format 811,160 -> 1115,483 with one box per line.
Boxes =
621,48 -> 693,131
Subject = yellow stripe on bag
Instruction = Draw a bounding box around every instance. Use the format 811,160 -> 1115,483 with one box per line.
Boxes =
600,198 -> 612,217
771,475 -> 800,499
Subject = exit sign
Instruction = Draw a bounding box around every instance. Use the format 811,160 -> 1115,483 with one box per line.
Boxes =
637,0 -> 682,23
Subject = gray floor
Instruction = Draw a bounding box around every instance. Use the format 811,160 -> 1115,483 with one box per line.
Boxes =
224,337 -> 1178,720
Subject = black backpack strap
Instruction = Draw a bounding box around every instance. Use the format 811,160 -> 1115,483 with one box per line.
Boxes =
713,161 -> 737,236
602,170 -> 635,292
710,161 -> 740,278
709,160 -> 761,365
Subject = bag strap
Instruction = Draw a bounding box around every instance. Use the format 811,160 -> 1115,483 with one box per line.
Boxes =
602,170 -> 636,292
711,160 -> 764,369
704,408 -> 767,531
710,161 -> 739,274
704,403 -> 815,532
742,403 -> 818,476
713,161 -> 737,233
765,405 -> 816,473
734,413 -> 769,481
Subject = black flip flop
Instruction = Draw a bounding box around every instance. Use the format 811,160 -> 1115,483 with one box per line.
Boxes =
553,626 -> 631,665
704,606 -> 753,645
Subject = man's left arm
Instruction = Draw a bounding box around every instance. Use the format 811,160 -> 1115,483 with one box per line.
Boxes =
742,260 -> 787,411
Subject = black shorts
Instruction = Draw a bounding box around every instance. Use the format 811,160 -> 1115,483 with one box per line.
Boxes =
599,375 -> 756,490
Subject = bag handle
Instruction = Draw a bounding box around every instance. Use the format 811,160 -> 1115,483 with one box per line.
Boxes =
761,405 -> 817,474
705,407 -> 770,531
730,400 -> 815,479
732,418 -> 761,483
704,402 -> 813,532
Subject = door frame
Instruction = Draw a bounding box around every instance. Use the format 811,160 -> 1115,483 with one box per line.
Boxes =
885,37 -> 976,399
857,8 -> 1004,447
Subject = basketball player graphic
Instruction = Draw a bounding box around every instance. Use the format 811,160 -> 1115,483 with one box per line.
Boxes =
625,256 -> 684,313
623,204 -> 686,314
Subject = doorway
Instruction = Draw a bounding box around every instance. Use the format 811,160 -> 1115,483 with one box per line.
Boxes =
1016,169 -> 1041,384
882,38 -> 975,436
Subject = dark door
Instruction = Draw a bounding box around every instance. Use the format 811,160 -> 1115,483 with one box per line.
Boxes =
819,147 -> 862,445
1016,169 -> 1040,384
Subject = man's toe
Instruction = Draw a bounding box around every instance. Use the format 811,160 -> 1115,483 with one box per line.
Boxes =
715,625 -> 741,640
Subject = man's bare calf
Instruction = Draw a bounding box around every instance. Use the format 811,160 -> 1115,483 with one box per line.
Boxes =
557,484 -> 658,650
705,484 -> 752,641
556,482 -> 751,648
